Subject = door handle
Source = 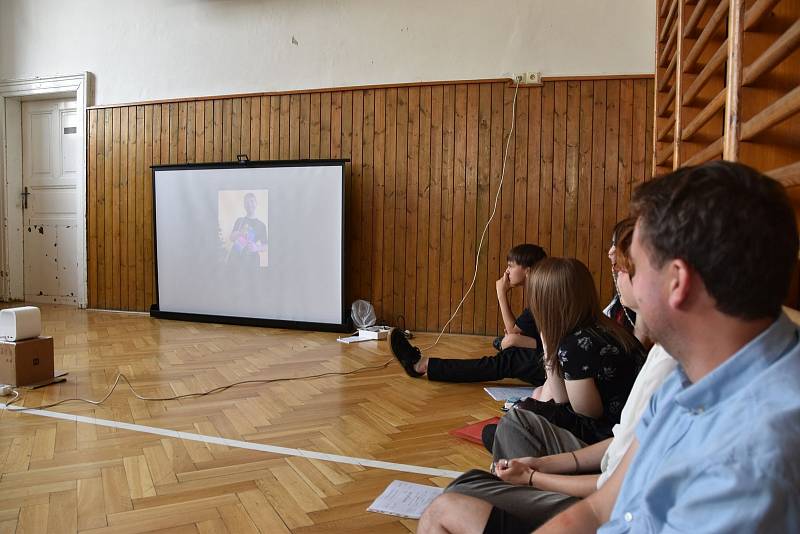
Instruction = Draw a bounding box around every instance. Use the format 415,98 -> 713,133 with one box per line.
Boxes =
21,187 -> 30,209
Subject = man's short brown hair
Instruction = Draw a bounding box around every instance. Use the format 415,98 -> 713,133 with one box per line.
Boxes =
631,161 -> 798,320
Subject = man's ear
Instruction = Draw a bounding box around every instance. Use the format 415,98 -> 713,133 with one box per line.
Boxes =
667,258 -> 692,309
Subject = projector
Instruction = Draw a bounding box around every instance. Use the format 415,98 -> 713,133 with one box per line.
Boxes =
357,326 -> 391,340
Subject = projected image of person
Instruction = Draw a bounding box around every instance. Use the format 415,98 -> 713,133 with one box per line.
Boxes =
227,192 -> 267,271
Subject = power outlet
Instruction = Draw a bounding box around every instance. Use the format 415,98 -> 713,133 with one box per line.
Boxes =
524,72 -> 543,85
511,72 -> 543,86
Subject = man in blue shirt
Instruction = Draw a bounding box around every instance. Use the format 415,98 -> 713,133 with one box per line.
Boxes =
537,161 -> 800,533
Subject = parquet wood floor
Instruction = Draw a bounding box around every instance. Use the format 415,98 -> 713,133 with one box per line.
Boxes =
0,305 -> 518,533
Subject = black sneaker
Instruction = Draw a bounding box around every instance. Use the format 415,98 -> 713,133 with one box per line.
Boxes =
492,336 -> 503,351
389,328 -> 424,378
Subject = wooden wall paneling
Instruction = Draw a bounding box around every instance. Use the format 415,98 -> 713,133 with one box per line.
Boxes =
168,103 -> 178,164
461,85 -> 480,334
511,86 -> 530,316
87,110 -> 98,306
497,84 -> 516,330
146,105 -> 159,309
177,102 -> 187,164
249,97 -> 260,161
125,105 -> 136,309
450,85 -> 467,334
119,107 -> 129,310
350,90 -> 363,301
617,80 -> 635,221
575,81 -> 594,267
231,98 -> 241,160
240,97 -> 251,160
299,93 -> 310,160
539,83 -> 555,256
485,83 -> 504,335
372,89 -> 386,322
588,82 -> 607,287
186,101 -> 196,163
85,77 -> 655,333
96,110 -> 105,308
564,82 -> 581,259
258,96 -> 268,161
473,83 -> 492,334
104,109 -> 113,308
600,80 -> 621,304
221,99 -> 231,161
645,79 -> 656,179
320,93 -> 331,159
416,87 -> 431,329
203,101 -> 213,163
310,93 -> 321,159
362,89 -> 375,304
525,88 -> 543,254
269,96 -> 280,160
551,82 -> 568,259
381,89 -> 397,323
405,87 -> 420,328
341,91 -> 354,304
427,86 -> 444,331
289,94 -> 300,160
211,100 -> 221,161
136,106 -> 145,310
394,88 -> 409,328
279,96 -> 290,159
112,107 -> 121,309
631,80 -> 649,190
438,86 -> 456,331
351,90 -> 366,303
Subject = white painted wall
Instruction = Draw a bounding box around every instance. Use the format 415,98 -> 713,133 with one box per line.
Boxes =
0,0 -> 655,106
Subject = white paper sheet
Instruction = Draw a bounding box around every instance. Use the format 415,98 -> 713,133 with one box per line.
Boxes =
367,480 -> 444,519
483,386 -> 534,401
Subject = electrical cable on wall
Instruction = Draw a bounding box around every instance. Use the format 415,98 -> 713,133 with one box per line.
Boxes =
420,78 -> 521,351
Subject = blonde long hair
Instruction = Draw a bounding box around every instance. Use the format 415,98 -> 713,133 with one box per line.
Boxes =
528,257 -> 640,375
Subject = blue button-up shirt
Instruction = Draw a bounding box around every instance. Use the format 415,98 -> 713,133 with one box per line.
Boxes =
600,313 -> 800,533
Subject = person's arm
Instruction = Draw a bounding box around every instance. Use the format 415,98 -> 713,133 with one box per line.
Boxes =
534,440 -> 638,533
496,438 -> 613,497
496,274 -> 519,334
538,363 -> 568,403
564,377 -> 603,419
500,333 -> 539,350
498,461 -> 600,497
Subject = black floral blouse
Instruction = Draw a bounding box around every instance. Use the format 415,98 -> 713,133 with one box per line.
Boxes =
557,324 -> 645,425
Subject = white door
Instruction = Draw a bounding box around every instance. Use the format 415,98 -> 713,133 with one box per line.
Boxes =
21,98 -> 80,304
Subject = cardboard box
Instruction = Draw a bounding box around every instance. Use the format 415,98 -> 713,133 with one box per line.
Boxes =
0,336 -> 54,387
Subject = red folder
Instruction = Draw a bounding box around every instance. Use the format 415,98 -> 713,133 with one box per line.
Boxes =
449,416 -> 501,444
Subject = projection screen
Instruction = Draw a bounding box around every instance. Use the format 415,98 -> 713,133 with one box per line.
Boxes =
150,160 -> 346,331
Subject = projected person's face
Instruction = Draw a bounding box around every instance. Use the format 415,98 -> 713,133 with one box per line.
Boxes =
244,194 -> 257,217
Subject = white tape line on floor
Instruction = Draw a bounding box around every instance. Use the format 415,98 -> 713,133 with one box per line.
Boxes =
1,403 -> 463,479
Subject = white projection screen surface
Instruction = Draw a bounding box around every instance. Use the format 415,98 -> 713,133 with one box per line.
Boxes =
152,161 -> 345,329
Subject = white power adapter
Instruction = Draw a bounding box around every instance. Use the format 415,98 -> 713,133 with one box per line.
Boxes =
0,384 -> 15,396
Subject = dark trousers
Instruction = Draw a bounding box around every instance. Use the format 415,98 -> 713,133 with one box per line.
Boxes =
426,347 -> 545,386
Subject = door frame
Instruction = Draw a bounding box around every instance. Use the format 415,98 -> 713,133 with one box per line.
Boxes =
0,73 -> 92,306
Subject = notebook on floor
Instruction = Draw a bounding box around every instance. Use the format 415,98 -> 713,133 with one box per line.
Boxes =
449,416 -> 501,445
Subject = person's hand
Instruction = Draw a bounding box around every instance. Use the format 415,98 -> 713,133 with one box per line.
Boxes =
246,242 -> 259,253
501,333 -> 521,350
495,458 -> 535,486
496,272 -> 512,294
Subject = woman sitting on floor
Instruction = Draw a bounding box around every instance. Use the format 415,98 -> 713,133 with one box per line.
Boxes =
500,257 -> 645,447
